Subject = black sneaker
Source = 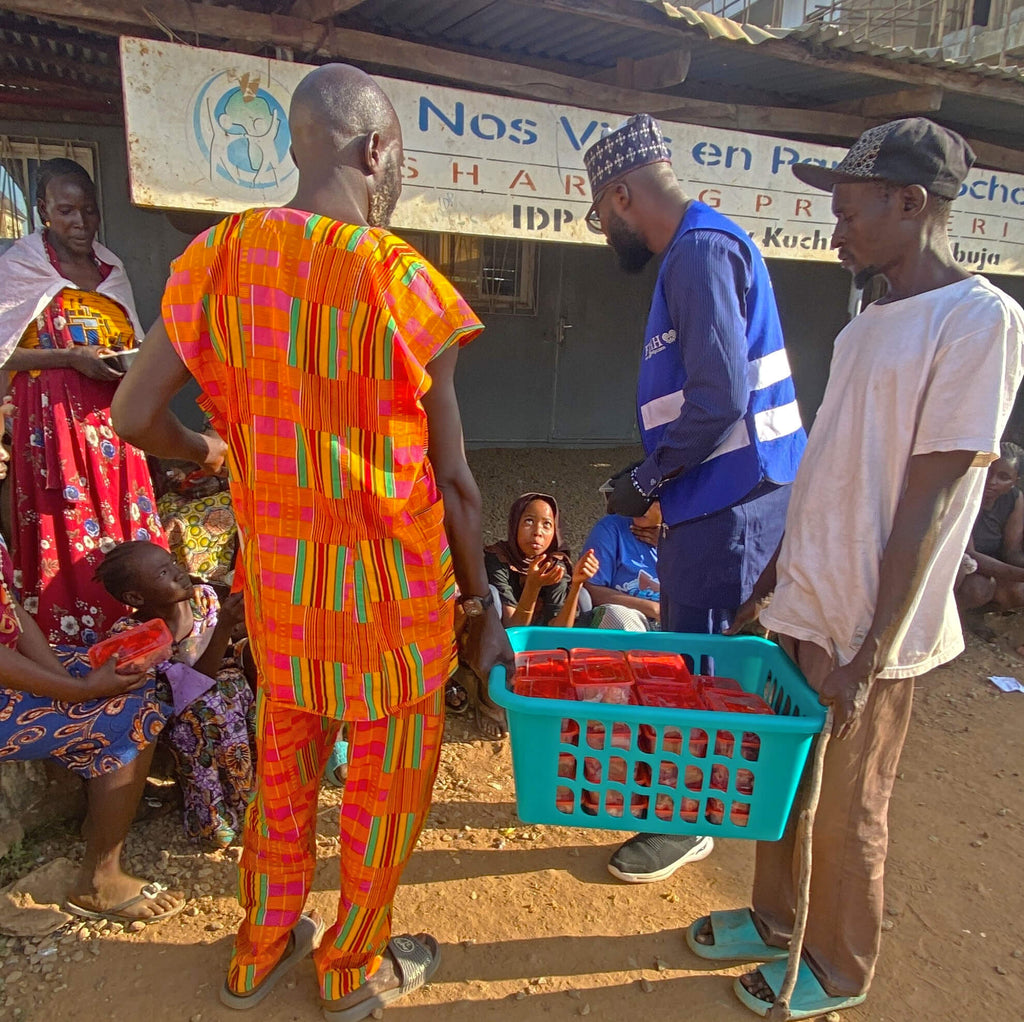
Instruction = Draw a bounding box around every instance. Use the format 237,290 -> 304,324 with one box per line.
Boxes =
607,833 -> 714,883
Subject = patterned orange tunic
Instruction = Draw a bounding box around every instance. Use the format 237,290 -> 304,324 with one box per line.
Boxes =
162,209 -> 482,720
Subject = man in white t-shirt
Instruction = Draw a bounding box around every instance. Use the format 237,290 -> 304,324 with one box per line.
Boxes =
685,118 -> 1024,1018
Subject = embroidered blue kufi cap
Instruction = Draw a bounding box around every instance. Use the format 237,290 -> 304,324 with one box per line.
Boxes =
583,113 -> 672,195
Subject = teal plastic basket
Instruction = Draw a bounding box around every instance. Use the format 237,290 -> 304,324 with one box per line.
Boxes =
488,627 -> 826,842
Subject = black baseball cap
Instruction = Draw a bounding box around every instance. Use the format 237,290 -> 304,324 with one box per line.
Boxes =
792,117 -> 975,200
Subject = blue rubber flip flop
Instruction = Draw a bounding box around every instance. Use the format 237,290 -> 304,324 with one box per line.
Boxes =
733,958 -> 867,1019
323,739 -> 349,789
685,909 -> 789,964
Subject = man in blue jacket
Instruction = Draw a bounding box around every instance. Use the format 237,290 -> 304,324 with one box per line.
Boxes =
584,114 -> 806,884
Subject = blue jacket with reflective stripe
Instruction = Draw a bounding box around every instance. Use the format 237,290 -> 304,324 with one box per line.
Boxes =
637,202 -> 806,525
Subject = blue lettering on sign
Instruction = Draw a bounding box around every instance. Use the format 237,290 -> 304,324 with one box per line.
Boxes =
560,117 -> 609,151
691,141 -> 752,171
770,144 -> 840,177
471,113 -> 504,140
509,117 -> 539,146
692,141 -> 722,166
961,174 -> 1024,206
420,97 -> 464,134
418,98 -> 538,145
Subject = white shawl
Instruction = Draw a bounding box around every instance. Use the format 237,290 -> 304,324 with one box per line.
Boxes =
0,230 -> 144,365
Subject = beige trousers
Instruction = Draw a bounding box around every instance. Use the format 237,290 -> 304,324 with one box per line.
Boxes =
751,634 -> 915,998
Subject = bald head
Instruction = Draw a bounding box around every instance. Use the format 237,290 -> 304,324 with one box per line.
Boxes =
290,64 -> 399,154
288,63 -> 404,226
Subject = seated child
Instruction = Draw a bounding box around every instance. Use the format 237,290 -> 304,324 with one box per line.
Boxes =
484,492 -> 599,627
582,501 -> 662,631
957,442 -> 1024,616
449,493 -> 598,739
95,541 -> 255,848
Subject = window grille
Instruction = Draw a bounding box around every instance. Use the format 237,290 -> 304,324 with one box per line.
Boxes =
0,137 -> 99,254
400,231 -> 539,316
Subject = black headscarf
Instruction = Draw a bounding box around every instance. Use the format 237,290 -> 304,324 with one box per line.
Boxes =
484,492 -> 572,573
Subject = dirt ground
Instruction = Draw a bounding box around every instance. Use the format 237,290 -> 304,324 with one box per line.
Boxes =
2,448 -> 1024,1022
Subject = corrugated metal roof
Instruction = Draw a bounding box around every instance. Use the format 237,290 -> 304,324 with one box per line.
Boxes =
638,0 -> 1024,80
783,20 -> 1024,79
329,0 -> 1024,154
2,0 -> 1021,150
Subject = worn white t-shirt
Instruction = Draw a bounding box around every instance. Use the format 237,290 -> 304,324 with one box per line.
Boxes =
762,275 -> 1024,679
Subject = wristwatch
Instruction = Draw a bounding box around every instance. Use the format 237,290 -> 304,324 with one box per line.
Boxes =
458,591 -> 494,617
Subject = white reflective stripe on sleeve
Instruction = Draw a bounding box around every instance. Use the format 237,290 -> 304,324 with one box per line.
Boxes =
701,418 -> 750,463
754,400 -> 803,442
640,389 -> 685,431
747,348 -> 793,392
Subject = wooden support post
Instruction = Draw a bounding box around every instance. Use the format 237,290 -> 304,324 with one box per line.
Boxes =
825,85 -> 944,117
587,46 -> 692,90
285,0 -> 369,23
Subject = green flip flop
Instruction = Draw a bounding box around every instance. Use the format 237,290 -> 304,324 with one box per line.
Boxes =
321,933 -> 441,1021
733,958 -> 867,1019
685,908 -> 789,964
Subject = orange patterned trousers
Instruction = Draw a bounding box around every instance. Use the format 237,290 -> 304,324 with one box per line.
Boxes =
226,687 -> 444,999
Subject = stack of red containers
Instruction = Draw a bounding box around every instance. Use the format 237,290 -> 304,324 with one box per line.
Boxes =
511,646 -> 775,715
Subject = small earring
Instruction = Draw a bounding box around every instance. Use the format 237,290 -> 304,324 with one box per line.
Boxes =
44,220 -> 50,227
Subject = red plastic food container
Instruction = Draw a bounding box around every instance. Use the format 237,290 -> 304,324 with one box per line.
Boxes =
88,619 -> 174,673
514,675 -> 576,700
636,679 -> 704,710
714,730 -> 763,761
626,651 -> 692,685
513,650 -> 575,700
570,648 -> 635,703
704,690 -> 775,715
585,720 -> 634,750
696,676 -> 744,695
515,649 -> 569,678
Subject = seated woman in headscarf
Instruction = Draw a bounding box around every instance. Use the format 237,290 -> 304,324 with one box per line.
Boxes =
0,158 -> 164,645
449,492 -> 598,738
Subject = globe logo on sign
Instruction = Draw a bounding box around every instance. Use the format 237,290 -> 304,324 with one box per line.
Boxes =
191,70 -> 296,195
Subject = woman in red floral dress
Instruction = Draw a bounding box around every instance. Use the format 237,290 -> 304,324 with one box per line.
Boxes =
0,158 -> 164,643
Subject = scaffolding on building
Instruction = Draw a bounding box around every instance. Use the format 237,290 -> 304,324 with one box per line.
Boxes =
694,0 -> 1024,66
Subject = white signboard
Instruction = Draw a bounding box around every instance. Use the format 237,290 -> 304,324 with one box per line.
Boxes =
120,37 -> 1024,274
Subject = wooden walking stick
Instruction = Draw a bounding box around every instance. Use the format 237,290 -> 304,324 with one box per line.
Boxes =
766,707 -> 835,1022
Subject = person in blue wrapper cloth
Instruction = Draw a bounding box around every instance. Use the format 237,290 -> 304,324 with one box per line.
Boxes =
582,114 -> 807,884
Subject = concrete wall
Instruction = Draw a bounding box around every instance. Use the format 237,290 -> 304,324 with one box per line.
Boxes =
0,118 -> 208,428
0,116 -> 858,447
461,242 -> 852,446
457,241 -> 656,446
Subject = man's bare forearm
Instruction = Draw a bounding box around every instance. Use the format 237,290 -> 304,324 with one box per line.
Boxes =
855,450 -> 977,673
437,468 -> 490,598
112,400 -> 211,464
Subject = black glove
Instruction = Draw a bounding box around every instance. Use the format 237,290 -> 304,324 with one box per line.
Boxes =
605,462 -> 655,517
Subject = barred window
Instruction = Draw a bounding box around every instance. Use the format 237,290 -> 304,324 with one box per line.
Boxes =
400,231 -> 539,316
0,137 -> 100,254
